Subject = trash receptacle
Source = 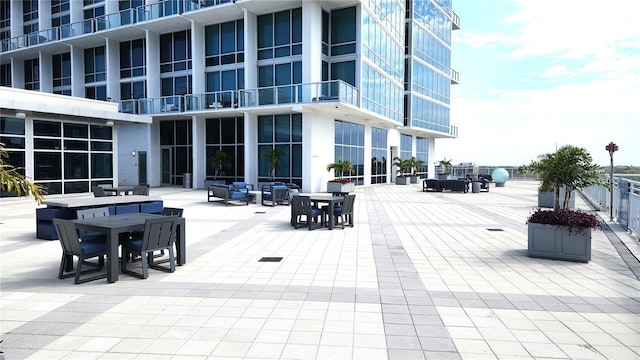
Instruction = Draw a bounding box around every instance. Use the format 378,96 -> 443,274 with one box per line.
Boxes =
472,181 -> 480,193
183,173 -> 192,189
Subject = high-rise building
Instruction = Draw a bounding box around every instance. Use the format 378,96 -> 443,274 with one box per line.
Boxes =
0,0 -> 459,194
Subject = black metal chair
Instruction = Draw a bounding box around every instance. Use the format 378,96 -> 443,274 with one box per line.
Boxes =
161,207 -> 184,217
92,186 -> 108,197
76,207 -> 110,242
261,185 -> 289,206
324,194 -> 356,229
291,196 -> 324,230
132,185 -> 149,195
53,218 -> 108,284
121,217 -> 178,279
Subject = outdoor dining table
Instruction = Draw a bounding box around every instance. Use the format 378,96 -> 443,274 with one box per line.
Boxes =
73,213 -> 186,283
306,194 -> 345,230
102,185 -> 135,196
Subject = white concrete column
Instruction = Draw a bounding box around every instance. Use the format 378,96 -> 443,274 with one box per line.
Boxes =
302,1 -> 323,85
38,0 -> 51,30
39,51 -> 52,93
192,116 -> 206,188
428,136 -> 436,178
11,1 -> 23,36
69,0 -> 83,24
105,38 -> 119,100
191,22 -> 205,96
305,111 -> 334,193
70,46 -> 84,97
146,31 -> 160,98
243,9 -> 257,89
245,112 -> 258,186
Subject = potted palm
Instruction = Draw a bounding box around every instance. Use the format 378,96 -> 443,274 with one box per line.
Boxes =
261,147 -> 285,182
326,157 -> 355,193
437,158 -> 452,180
520,145 -> 607,262
206,150 -> 231,186
409,157 -> 423,184
393,157 -> 411,185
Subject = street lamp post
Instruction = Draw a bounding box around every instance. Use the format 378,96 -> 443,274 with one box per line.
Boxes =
605,141 -> 618,221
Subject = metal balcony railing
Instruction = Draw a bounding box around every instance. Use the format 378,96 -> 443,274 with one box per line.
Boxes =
1,0 -> 233,53
452,11 -> 460,30
118,80 -> 360,115
450,68 -> 459,84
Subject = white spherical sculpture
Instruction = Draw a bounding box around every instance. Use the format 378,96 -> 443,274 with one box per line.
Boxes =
492,168 -> 509,187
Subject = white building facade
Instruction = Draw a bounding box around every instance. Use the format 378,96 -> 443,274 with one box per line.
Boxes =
0,0 -> 459,194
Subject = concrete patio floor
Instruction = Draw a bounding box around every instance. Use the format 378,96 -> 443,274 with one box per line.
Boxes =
1,181 -> 639,360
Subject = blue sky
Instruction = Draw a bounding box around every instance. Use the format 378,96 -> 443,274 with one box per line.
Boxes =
436,0 -> 639,167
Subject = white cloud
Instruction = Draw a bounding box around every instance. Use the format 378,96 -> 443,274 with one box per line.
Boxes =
540,65 -> 569,78
454,32 -> 509,48
446,73 -> 640,166
504,0 -> 640,61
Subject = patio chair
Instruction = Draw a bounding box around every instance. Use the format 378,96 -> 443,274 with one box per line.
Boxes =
324,194 -> 356,229
53,218 -> 108,284
121,217 -> 178,279
261,185 -> 289,206
132,185 -> 149,195
92,186 -> 108,197
291,196 -> 324,230
76,207 -> 110,242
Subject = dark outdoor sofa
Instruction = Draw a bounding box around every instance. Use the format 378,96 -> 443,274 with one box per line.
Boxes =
423,179 -> 467,192
207,183 -> 250,206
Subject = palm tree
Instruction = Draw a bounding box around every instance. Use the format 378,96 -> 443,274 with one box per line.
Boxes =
438,158 -> 452,174
1,144 -> 44,203
393,157 -> 411,177
261,147 -> 286,181
410,157 -> 423,176
208,150 -> 231,180
519,145 -> 606,212
327,157 -> 353,180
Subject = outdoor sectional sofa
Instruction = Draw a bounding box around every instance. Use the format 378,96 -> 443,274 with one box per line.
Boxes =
422,179 -> 467,192
207,183 -> 250,206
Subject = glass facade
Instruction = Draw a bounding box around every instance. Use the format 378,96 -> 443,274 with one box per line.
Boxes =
160,120 -> 192,186
400,134 -> 412,160
335,120 -> 364,185
371,127 -> 387,184
206,117 -> 245,182
24,58 -> 39,90
1,0 -> 458,191
416,137 -> 429,178
30,119 -> 113,195
360,3 -> 404,122
84,46 -> 106,100
406,0 -> 453,133
257,114 -> 302,186
53,52 -> 71,96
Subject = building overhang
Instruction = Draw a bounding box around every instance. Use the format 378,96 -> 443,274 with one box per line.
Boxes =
0,88 -> 152,125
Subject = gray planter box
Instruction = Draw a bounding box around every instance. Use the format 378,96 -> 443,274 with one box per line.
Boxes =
395,176 -> 411,185
327,181 -> 355,193
538,186 -> 575,209
527,222 -> 591,262
410,176 -> 419,184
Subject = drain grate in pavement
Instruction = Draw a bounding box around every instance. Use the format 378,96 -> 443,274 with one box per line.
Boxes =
255,211 -> 266,214
259,257 -> 283,262
487,228 -> 504,231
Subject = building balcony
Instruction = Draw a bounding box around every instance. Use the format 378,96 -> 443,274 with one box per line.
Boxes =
0,0 -> 233,54
452,11 -> 461,30
119,80 -> 360,115
451,68 -> 459,84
